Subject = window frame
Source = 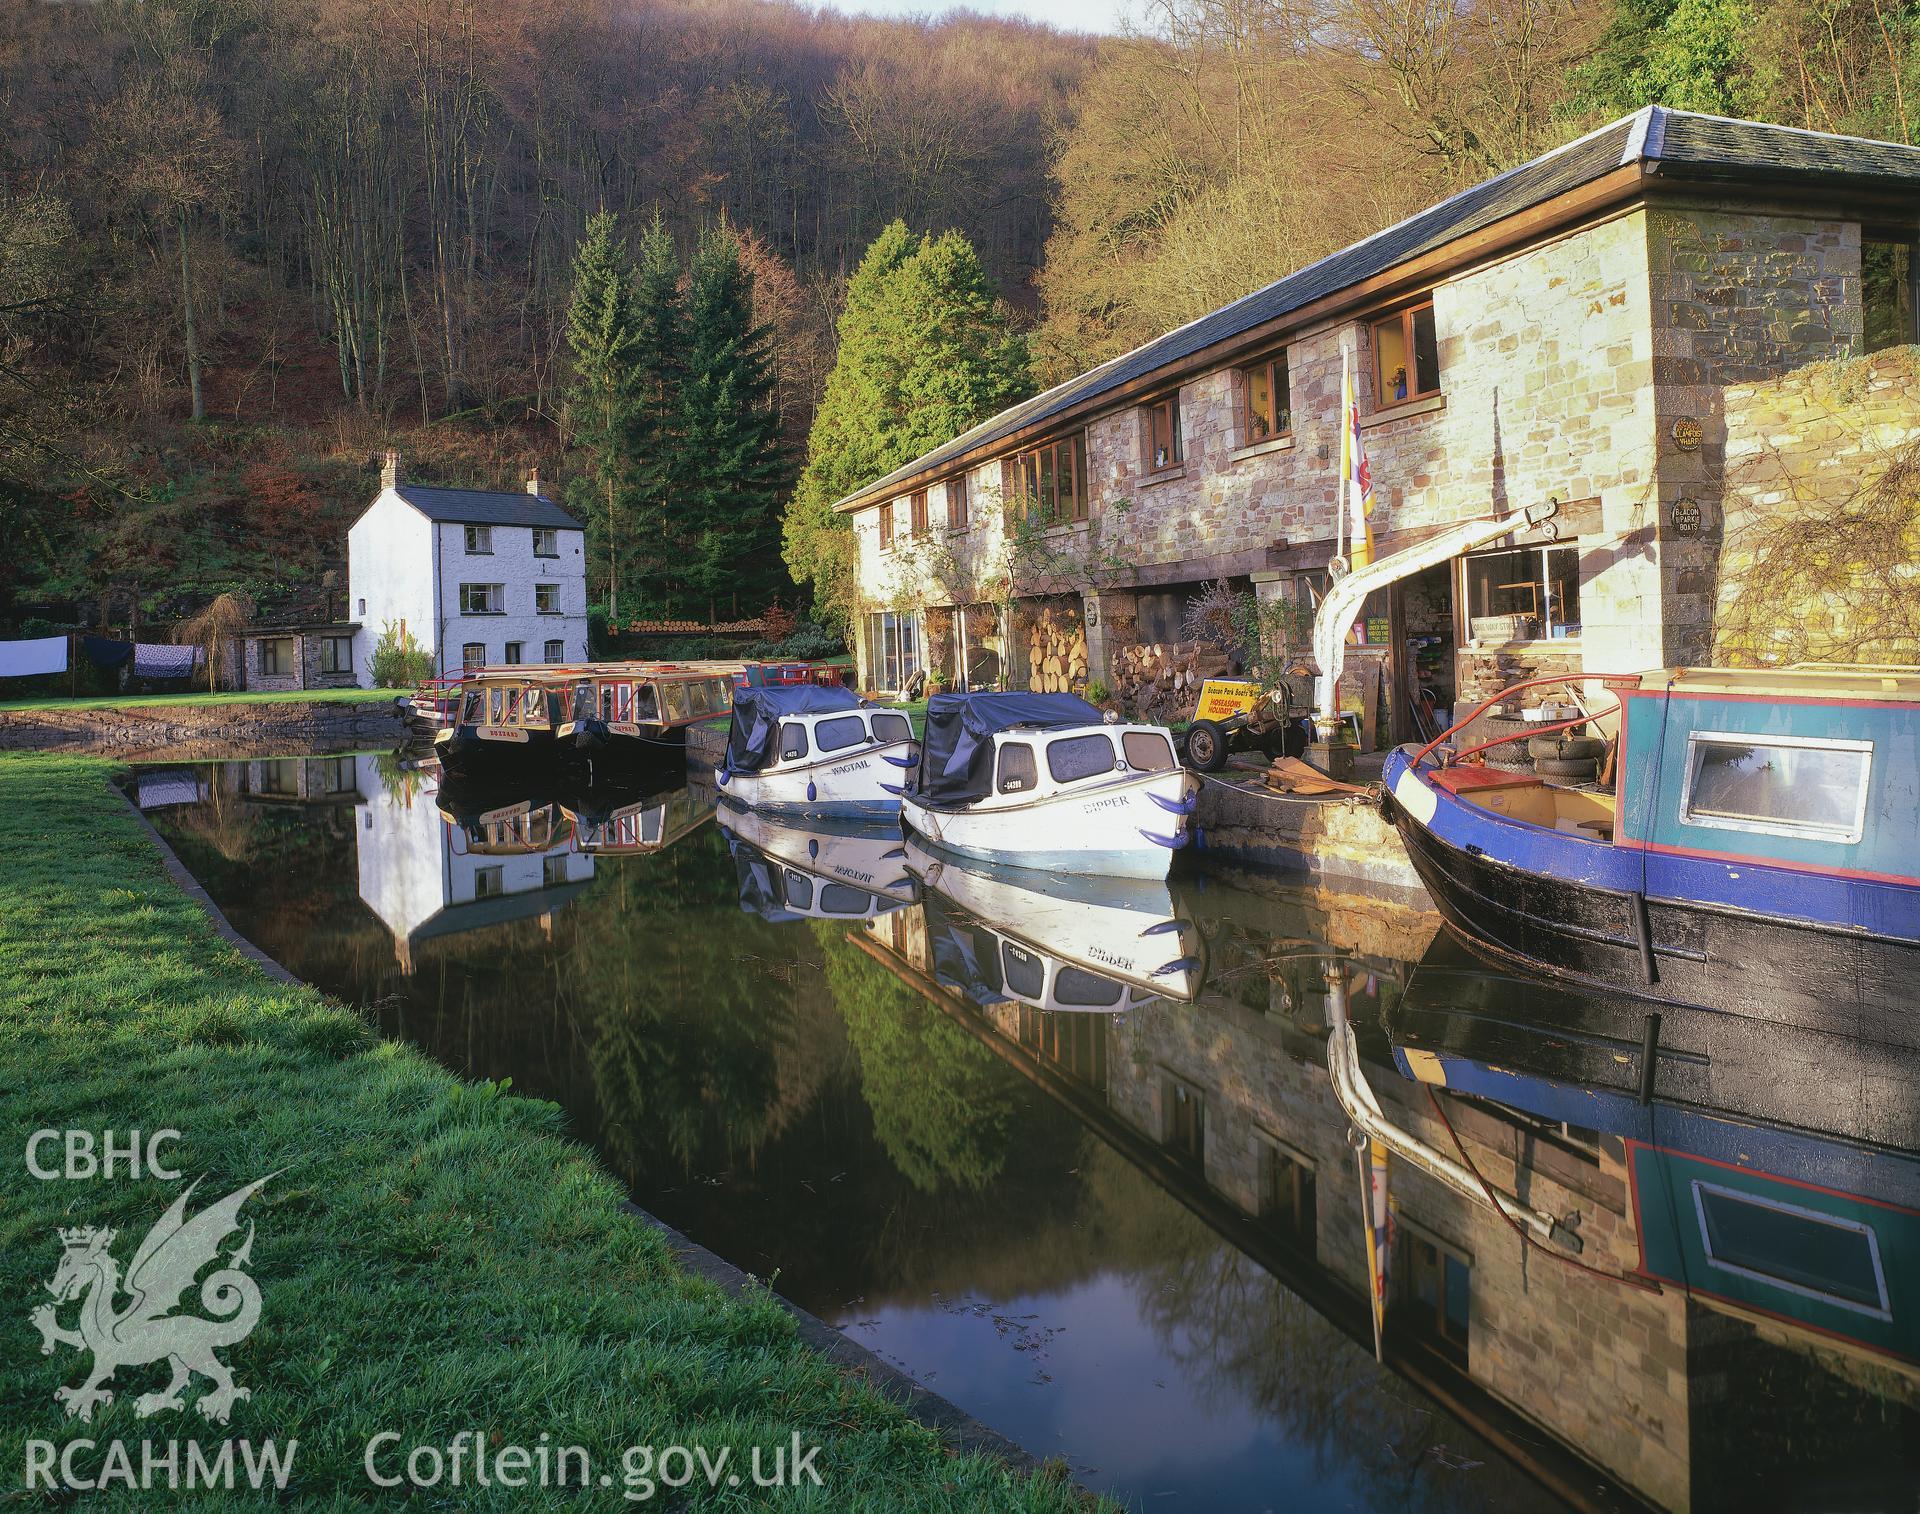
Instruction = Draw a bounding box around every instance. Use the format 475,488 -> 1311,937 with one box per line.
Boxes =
1460,545 -> 1581,643
318,635 -> 352,675
1239,351 -> 1292,444
543,639 -> 566,665
878,501 -> 894,551
815,714 -> 871,753
1371,300 -> 1440,408
502,641 -> 523,666
464,524 -> 493,555
1010,433 -> 1089,527
534,582 -> 562,615
461,643 -> 486,671
908,489 -> 929,538
995,740 -> 1038,794
1678,732 -> 1874,846
1692,1178 -> 1891,1319
532,527 -> 559,558
258,636 -> 296,677
459,582 -> 505,615
947,474 -> 969,531
1144,393 -> 1183,472
1046,732 -> 1117,785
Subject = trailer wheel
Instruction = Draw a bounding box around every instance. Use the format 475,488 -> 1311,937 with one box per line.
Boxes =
1185,718 -> 1229,773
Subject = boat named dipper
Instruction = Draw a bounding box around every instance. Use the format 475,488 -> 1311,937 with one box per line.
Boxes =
715,684 -> 917,817
900,692 -> 1198,880
1382,664 -> 1920,1047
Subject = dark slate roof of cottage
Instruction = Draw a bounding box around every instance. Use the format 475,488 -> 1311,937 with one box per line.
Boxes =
835,106 -> 1920,512
396,484 -> 582,529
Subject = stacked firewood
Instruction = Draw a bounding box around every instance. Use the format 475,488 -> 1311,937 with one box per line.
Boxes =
1108,640 -> 1234,722
1023,604 -> 1088,693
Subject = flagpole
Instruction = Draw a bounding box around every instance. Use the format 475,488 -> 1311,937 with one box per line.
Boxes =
1353,1136 -> 1383,1363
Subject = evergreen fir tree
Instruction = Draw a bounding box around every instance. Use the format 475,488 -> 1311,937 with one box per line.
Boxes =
562,209 -> 641,620
626,210 -> 688,616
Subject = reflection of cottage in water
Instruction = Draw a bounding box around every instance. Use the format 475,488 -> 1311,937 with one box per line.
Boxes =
351,757 -> 593,973
851,877 -> 1920,1514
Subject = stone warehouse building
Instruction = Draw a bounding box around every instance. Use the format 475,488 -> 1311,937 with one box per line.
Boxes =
837,107 -> 1920,737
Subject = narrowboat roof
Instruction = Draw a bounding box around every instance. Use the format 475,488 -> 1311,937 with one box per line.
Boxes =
1651,663 -> 1920,702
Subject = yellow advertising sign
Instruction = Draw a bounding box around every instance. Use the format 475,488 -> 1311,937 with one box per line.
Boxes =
1194,679 -> 1258,722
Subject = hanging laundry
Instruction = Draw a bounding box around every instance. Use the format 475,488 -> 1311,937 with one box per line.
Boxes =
131,643 -> 202,681
0,636 -> 69,678
82,635 -> 135,671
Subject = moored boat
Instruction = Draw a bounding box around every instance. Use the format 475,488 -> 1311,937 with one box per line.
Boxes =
899,692 -> 1198,880
1382,664 -> 1920,1046
434,669 -> 568,775
563,661 -> 739,763
715,685 -> 916,817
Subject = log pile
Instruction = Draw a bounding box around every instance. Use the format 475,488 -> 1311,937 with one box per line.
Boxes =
1108,639 -> 1233,722
1023,604 -> 1088,693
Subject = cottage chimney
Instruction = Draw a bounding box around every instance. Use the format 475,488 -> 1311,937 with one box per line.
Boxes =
526,466 -> 542,497
380,448 -> 401,491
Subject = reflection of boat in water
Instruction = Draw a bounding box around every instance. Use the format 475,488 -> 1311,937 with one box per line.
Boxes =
718,802 -> 917,922
1383,665 -> 1920,1045
558,772 -> 715,857
1387,954 -> 1920,1370
435,776 -> 575,855
903,835 -> 1205,1008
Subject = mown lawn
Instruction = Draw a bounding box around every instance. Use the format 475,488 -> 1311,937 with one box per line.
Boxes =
0,754 -> 1089,1509
0,688 -> 406,713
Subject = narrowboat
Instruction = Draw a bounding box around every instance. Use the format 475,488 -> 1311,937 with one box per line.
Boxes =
558,773 -> 716,857
715,685 -> 917,817
900,692 -> 1198,880
434,669 -> 568,775
1382,665 -> 1920,1046
718,804 -> 918,922
563,661 -> 739,762
905,835 -> 1206,1006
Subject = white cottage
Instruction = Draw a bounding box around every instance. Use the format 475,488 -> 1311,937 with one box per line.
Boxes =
348,450 -> 589,683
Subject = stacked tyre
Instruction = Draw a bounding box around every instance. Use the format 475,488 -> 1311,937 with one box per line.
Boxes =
1528,733 -> 1606,783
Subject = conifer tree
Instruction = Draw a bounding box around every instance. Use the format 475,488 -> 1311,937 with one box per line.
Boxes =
562,210 -> 641,620
625,211 -> 687,615
782,220 -> 1030,633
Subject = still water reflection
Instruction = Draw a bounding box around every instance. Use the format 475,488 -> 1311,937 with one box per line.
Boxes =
140,754 -> 1920,1513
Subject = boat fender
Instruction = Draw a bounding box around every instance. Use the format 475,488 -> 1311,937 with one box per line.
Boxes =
879,751 -> 918,767
879,782 -> 908,796
1149,790 -> 1198,815
882,845 -> 906,859
807,780 -> 818,803
716,767 -> 730,786
808,839 -> 819,860
1153,955 -> 1201,977
1138,918 -> 1186,936
1139,827 -> 1188,849
886,875 -> 913,891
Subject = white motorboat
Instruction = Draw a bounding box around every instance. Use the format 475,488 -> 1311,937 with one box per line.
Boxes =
715,684 -> 917,817
899,692 -> 1199,879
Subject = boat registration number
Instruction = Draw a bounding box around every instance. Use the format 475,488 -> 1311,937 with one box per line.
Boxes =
477,726 -> 529,743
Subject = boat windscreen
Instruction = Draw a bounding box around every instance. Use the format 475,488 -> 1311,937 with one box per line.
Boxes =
916,692 -> 1102,805
724,684 -> 865,773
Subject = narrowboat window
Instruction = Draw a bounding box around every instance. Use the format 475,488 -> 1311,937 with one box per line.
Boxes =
1463,546 -> 1581,641
1002,942 -> 1045,1000
997,742 -> 1037,793
819,883 -> 871,916
502,688 -> 521,723
663,683 -> 691,722
713,680 -> 733,711
1681,734 -> 1872,845
634,685 -> 660,722
488,688 -> 505,724
815,714 -> 869,752
688,681 -> 712,716
462,691 -> 484,724
871,711 -> 912,745
1048,733 -> 1116,783
782,871 -> 814,911
573,683 -> 593,719
1055,965 -> 1124,1007
1122,731 -> 1175,771
1693,1180 -> 1889,1317
780,722 -> 810,762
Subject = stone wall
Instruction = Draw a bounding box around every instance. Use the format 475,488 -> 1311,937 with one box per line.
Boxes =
242,630 -> 361,693
1713,345 -> 1920,665
0,698 -> 408,759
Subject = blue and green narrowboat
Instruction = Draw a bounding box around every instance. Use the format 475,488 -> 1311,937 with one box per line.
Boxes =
1383,665 -> 1920,1046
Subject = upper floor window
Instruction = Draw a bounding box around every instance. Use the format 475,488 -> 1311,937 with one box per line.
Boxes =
535,583 -> 562,614
909,489 -> 929,537
465,525 -> 493,554
1011,433 -> 1088,526
459,583 -> 505,615
532,527 -> 559,558
1241,352 -> 1292,442
1145,394 -> 1182,471
879,501 -> 894,551
947,474 -> 969,530
1372,301 -> 1440,407
1864,240 -> 1917,352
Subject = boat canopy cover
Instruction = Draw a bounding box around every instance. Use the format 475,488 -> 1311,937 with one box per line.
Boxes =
725,684 -> 865,772
917,691 -> 1102,805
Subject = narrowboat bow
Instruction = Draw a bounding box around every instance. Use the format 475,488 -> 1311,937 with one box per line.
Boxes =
1382,665 -> 1920,1046
435,670 -> 568,774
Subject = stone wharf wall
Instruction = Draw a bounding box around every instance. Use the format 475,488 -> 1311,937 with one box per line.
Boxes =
0,699 -> 409,757
1713,345 -> 1920,663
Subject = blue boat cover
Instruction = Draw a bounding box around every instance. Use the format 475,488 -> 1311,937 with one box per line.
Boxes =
916,691 -> 1102,805
725,683 -> 866,772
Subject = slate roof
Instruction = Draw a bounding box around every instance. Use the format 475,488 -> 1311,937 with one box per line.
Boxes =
395,484 -> 582,530
835,106 -> 1920,513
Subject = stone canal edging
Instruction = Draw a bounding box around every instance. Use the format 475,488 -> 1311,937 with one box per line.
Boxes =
0,697 -> 410,759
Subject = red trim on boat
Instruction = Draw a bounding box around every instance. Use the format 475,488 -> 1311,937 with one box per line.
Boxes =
1625,837 -> 1920,889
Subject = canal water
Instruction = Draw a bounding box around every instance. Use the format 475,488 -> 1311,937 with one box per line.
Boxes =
136,753 -> 1920,1514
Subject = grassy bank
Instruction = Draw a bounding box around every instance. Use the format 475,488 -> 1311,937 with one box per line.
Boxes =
0,754 -> 1087,1509
0,688 -> 405,713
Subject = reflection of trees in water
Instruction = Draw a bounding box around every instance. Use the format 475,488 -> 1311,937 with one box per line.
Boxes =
814,921 -> 1020,1195
1083,1142 -> 1546,1514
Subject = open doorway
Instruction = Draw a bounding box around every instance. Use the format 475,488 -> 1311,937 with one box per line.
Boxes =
1397,561 -> 1456,743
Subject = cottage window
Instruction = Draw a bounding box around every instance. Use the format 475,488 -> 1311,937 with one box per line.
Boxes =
909,490 -> 929,537
258,637 -> 295,677
258,759 -> 298,796
459,583 -> 504,615
1258,1141 -> 1316,1254
1680,733 -> 1873,846
1864,241 -> 1918,352
1372,302 -> 1440,407
878,501 -> 894,551
1401,1230 -> 1471,1363
461,642 -> 486,670
532,527 -> 559,558
321,756 -> 356,795
1145,395 -> 1183,471
1165,1077 -> 1205,1166
465,525 -> 493,554
473,865 -> 504,899
357,598 -> 366,616
1012,434 -> 1088,525
1240,353 -> 1292,442
318,636 -> 352,675
543,855 -> 567,888
535,582 -> 561,615
1462,546 -> 1580,641
947,474 -> 969,530
502,642 -> 523,665
543,639 -> 565,664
